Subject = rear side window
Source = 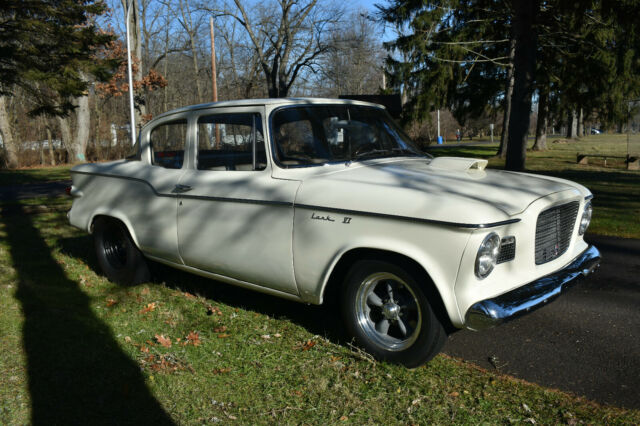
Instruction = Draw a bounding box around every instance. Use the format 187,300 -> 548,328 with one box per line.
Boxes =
150,120 -> 187,169
197,113 -> 266,171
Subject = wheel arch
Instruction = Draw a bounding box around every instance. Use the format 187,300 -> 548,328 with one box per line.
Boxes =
90,212 -> 141,249
321,247 -> 456,333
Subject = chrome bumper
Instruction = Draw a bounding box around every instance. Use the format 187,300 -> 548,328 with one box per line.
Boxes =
464,245 -> 601,331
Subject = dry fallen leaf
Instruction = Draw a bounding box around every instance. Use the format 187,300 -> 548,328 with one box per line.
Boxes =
213,326 -> 227,333
187,331 -> 201,346
449,391 -> 460,398
124,336 -> 132,343
140,345 -> 149,353
184,292 -> 196,299
207,305 -> 223,316
217,333 -> 231,339
155,334 -> 172,348
141,287 -> 150,295
339,416 -> 348,421
139,302 -> 157,314
106,298 -> 117,307
302,340 -> 316,351
212,367 -> 232,374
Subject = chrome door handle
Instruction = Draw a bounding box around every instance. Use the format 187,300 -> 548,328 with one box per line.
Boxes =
173,184 -> 193,193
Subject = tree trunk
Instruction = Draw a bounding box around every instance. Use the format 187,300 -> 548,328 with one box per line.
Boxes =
123,0 -> 146,128
505,0 -> 539,171
532,86 -> 549,151
39,140 -> 45,165
73,85 -> 90,163
46,126 -> 56,166
93,96 -> 102,161
498,38 -> 516,158
567,110 -> 577,138
57,116 -> 73,163
578,108 -> 584,137
0,96 -> 19,168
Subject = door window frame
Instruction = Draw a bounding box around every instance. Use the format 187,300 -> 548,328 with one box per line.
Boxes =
191,106 -> 270,173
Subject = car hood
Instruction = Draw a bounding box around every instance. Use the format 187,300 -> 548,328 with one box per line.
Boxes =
291,157 -> 587,226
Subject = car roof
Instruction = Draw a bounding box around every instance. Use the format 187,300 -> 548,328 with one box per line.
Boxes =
151,97 -> 386,122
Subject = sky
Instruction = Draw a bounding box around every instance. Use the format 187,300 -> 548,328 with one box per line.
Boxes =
349,0 -> 396,43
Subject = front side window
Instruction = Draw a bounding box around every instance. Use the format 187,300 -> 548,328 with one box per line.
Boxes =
271,105 -> 427,168
150,120 -> 187,169
197,113 -> 266,171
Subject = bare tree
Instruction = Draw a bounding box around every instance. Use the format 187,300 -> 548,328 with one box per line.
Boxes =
169,0 -> 207,103
317,11 -> 385,97
209,0 -> 341,98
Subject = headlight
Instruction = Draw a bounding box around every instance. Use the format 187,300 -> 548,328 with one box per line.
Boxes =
578,201 -> 592,235
475,233 -> 501,279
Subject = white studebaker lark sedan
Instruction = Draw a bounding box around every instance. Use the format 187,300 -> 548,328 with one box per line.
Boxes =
68,98 -> 601,367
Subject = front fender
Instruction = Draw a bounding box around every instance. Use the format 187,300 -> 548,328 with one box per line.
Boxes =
292,208 -> 472,326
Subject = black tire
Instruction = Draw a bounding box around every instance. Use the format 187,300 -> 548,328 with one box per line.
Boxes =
340,259 -> 447,368
93,217 -> 150,286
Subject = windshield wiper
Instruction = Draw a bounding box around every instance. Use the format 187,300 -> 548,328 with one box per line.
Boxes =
351,147 -> 422,161
351,148 -> 393,160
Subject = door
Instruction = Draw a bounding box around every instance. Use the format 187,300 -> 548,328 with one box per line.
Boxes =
176,110 -> 300,294
125,116 -> 188,263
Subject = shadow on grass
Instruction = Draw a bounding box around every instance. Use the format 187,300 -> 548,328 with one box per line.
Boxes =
2,205 -> 174,425
59,235 -> 346,346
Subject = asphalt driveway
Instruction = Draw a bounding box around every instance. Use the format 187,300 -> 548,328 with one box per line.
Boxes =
0,180 -> 71,201
443,234 -> 640,409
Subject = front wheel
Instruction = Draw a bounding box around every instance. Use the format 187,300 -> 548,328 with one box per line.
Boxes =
340,259 -> 446,367
94,218 -> 150,286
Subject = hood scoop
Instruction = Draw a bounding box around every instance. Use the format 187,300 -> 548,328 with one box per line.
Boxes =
429,156 -> 488,172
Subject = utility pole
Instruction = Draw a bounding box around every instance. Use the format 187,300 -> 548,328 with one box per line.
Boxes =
125,0 -> 136,146
210,16 -> 218,103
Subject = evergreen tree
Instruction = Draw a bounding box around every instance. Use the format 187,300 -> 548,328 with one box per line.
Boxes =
0,0 -> 115,116
378,0 -> 640,170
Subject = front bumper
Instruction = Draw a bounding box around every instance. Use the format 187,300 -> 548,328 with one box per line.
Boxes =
464,245 -> 601,331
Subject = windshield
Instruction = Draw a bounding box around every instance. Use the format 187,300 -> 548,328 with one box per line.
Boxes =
271,105 -> 429,167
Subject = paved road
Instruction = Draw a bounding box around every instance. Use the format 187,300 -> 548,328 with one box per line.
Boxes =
0,180 -> 71,201
2,182 -> 639,408
443,234 -> 640,409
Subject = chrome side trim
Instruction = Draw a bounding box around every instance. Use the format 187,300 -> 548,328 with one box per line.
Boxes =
70,170 -> 293,207
464,245 -> 601,331
295,204 -> 521,229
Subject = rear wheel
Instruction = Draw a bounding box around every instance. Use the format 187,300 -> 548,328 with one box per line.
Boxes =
341,259 -> 446,367
94,218 -> 149,286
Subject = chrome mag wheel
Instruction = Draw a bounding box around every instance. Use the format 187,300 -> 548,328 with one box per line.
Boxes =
355,272 -> 422,351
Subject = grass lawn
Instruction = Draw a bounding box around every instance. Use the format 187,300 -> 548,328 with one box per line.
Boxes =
427,134 -> 640,239
1,197 -> 639,424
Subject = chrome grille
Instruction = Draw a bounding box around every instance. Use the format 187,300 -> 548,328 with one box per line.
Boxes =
535,201 -> 579,264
